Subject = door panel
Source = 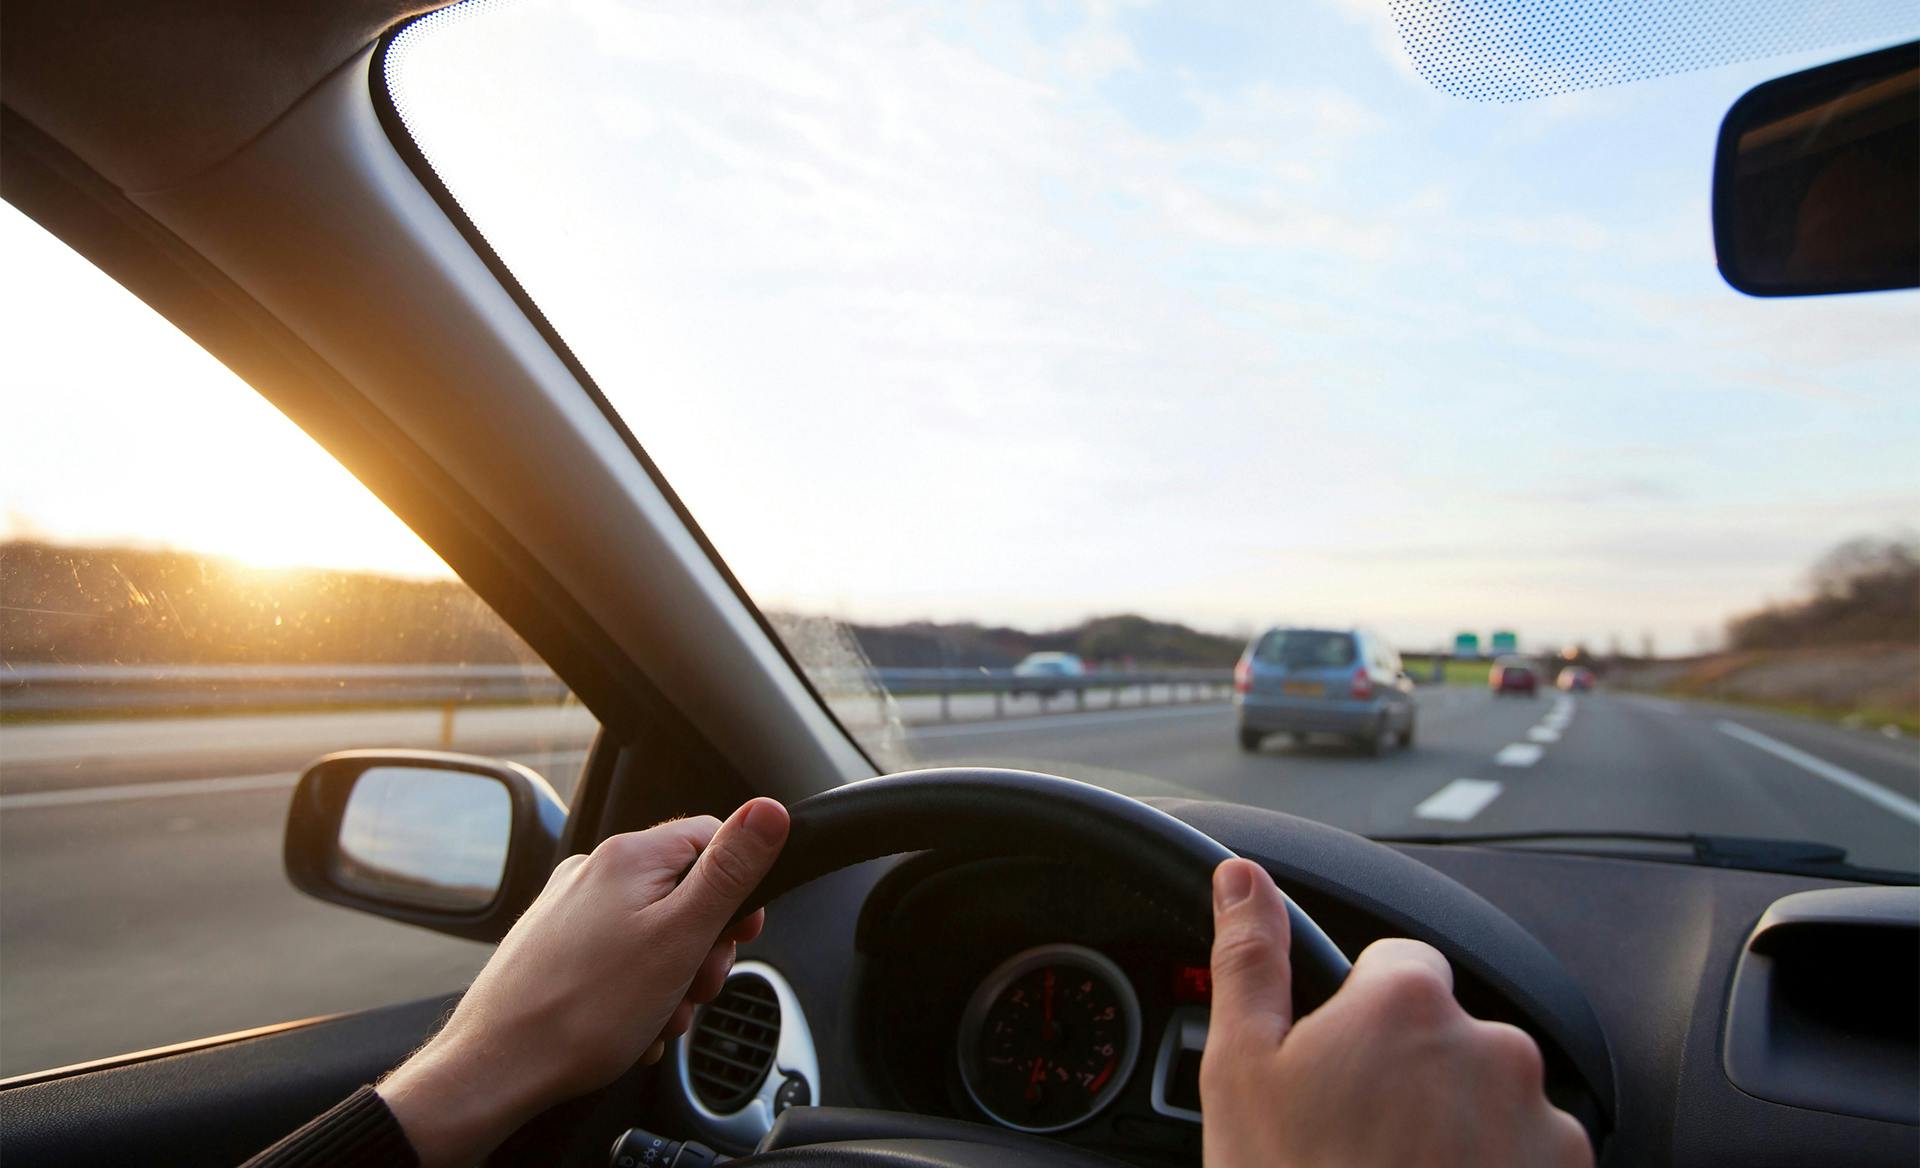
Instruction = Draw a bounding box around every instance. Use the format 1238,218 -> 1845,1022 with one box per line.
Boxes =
0,994 -> 456,1168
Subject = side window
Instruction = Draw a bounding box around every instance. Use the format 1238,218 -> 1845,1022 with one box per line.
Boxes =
0,206 -> 599,1078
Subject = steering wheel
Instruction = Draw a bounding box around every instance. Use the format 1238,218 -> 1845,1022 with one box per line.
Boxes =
715,766 -> 1353,1166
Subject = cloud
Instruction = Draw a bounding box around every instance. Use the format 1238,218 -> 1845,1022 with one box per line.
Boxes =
378,0 -> 1920,648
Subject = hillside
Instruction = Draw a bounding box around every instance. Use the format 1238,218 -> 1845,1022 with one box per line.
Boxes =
1728,535 -> 1918,650
840,613 -> 1243,669
1611,643 -> 1917,732
1611,535 -> 1920,731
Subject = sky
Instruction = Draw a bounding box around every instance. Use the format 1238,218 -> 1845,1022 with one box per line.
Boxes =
0,202 -> 450,578
4,0 -> 1916,654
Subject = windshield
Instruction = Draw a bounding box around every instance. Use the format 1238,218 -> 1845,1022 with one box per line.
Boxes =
385,2 -> 1919,879
1258,632 -> 1357,670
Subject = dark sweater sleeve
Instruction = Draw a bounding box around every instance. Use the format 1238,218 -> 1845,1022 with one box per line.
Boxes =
241,1085 -> 419,1168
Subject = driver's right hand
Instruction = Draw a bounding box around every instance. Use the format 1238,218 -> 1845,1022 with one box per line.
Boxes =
1200,859 -> 1592,1168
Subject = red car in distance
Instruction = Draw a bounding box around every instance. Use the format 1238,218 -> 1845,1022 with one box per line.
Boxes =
1489,656 -> 1539,696
1557,667 -> 1596,692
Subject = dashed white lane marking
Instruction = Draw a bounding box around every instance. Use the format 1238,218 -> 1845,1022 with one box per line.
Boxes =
1495,743 -> 1545,767
1414,778 -> 1505,821
0,771 -> 298,811
1527,726 -> 1561,743
1715,720 -> 1920,825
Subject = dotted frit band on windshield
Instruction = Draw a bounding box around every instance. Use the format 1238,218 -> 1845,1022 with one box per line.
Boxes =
1388,0 -> 1919,102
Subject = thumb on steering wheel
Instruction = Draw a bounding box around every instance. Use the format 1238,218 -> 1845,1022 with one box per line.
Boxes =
1209,858 -> 1295,1050
665,798 -> 791,939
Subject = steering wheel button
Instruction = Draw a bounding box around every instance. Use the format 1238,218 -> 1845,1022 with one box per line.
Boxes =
775,1072 -> 812,1114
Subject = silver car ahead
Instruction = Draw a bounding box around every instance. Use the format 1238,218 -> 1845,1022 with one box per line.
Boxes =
1233,627 -> 1416,756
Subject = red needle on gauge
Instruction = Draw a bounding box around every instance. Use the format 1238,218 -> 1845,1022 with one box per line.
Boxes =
1026,1054 -> 1046,1103
1088,1059 -> 1115,1096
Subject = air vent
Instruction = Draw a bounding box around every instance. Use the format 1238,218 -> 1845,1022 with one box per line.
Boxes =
686,972 -> 782,1113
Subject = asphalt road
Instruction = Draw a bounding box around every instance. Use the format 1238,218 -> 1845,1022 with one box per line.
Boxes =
2,688 -> 1915,1077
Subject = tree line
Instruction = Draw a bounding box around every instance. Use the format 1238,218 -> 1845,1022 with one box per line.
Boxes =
1727,534 -> 1919,651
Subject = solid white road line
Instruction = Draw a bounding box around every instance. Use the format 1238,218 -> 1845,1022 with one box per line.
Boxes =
1715,720 -> 1920,825
0,747 -> 596,812
1527,726 -> 1561,743
0,771 -> 299,811
1495,743 -> 1544,767
1414,778 -> 1504,822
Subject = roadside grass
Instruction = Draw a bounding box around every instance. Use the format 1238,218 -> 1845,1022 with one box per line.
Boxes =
1403,657 -> 1494,686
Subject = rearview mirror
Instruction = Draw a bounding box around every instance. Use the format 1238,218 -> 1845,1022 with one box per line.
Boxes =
1713,40 -> 1918,297
285,750 -> 565,941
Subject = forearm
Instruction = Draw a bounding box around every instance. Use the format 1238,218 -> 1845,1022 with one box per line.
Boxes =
374,1031 -> 553,1168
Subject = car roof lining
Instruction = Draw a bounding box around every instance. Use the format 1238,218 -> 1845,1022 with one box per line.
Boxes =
0,0 -> 449,192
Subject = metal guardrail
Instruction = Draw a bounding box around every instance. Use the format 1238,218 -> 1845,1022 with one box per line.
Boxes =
870,667 -> 1233,720
2,663 -> 1234,719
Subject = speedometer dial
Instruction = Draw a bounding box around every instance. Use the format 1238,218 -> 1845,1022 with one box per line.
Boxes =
958,944 -> 1142,1133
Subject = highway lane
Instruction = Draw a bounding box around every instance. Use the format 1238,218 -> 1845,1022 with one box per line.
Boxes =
2,688 -> 1914,1077
0,705 -> 602,797
0,741 -> 591,1078
1460,694 -> 1920,871
902,689 -> 1919,870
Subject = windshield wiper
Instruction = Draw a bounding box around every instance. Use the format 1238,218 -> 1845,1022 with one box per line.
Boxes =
1371,829 -> 1918,885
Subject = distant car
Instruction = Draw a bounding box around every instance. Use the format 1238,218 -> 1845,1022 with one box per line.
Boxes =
1489,656 -> 1539,696
1013,651 -> 1085,697
1557,667 -> 1595,692
1234,627 -> 1415,756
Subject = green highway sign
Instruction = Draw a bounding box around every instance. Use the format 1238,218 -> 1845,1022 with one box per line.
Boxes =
1491,630 -> 1518,653
1453,632 -> 1480,657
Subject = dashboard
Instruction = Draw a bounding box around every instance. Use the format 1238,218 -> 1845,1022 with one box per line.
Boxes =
855,857 -> 1215,1159
650,799 -> 1919,1168
666,847 -> 1601,1165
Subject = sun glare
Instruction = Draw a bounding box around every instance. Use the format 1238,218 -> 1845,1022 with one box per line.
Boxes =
0,204 -> 450,582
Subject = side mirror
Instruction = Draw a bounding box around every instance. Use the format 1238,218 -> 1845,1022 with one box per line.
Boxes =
284,749 -> 566,942
1713,40 -> 1918,297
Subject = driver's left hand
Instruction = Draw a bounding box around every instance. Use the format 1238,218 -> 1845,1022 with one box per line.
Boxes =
377,798 -> 791,1168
